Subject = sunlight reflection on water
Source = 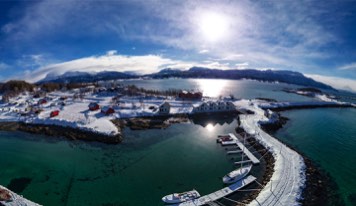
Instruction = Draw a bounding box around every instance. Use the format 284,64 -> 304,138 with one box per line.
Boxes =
195,79 -> 230,97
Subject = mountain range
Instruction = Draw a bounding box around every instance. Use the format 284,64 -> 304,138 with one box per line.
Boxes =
38,67 -> 335,91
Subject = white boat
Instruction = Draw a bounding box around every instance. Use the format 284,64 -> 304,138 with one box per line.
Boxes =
162,189 -> 200,204
222,164 -> 252,184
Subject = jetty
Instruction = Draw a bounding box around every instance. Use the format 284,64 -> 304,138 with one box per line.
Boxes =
221,133 -> 260,165
172,175 -> 256,206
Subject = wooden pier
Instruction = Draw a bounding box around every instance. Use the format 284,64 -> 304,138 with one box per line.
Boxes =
173,175 -> 256,206
226,133 -> 260,165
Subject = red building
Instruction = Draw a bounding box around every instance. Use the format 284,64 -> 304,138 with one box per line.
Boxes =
178,91 -> 202,100
88,102 -> 100,111
101,106 -> 115,115
50,110 -> 59,118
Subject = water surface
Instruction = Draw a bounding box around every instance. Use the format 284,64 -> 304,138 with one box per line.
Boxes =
274,108 -> 356,206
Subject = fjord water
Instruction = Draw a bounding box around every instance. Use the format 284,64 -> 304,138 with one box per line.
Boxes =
0,122 -> 237,205
122,78 -> 315,102
274,108 -> 356,206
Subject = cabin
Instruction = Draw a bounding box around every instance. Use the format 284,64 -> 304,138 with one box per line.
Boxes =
88,102 -> 100,111
38,98 -> 47,105
178,91 -> 202,100
101,106 -> 115,115
192,101 -> 236,113
50,110 -> 59,118
158,102 -> 171,115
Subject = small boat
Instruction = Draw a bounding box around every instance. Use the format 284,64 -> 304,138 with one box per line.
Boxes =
217,136 -> 233,143
162,189 -> 200,204
222,164 -> 252,184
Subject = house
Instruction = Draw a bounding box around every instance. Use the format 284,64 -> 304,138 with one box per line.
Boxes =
101,106 -> 115,115
192,101 -> 236,113
38,98 -> 47,105
88,102 -> 100,111
50,110 -> 59,118
158,102 -> 171,115
178,91 -> 202,100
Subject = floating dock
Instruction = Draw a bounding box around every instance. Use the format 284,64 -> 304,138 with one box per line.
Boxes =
222,133 -> 260,164
172,175 -> 256,206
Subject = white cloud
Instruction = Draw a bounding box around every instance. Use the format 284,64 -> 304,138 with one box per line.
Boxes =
106,50 -> 118,56
18,51 -> 245,82
199,49 -> 209,54
306,74 -> 356,92
338,62 -> 356,70
235,62 -> 249,69
0,63 -> 10,70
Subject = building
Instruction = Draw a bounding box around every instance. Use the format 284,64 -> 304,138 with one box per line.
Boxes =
50,110 -> 59,118
192,101 -> 236,113
88,102 -> 100,111
158,102 -> 171,115
178,91 -> 202,100
101,106 -> 115,115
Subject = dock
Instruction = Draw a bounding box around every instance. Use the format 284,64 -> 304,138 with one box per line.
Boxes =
173,175 -> 256,206
225,133 -> 260,165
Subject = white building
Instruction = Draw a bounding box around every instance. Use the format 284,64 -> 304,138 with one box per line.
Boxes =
158,102 -> 171,115
192,101 -> 236,113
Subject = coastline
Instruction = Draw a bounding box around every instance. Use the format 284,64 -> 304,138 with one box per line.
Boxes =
261,112 -> 345,205
0,121 -> 123,144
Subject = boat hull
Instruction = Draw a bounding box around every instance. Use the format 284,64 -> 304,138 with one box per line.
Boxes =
223,165 -> 252,184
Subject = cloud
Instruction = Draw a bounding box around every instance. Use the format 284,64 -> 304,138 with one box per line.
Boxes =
0,63 -> 10,70
306,74 -> 356,92
199,49 -> 209,54
235,62 -> 249,69
17,51 -> 244,82
0,0 -> 349,81
106,50 -> 118,56
338,62 -> 356,70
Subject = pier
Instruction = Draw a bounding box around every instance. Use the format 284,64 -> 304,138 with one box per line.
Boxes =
222,133 -> 260,165
173,175 -> 256,206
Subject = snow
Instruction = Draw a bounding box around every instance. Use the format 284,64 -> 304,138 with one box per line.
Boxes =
235,99 -> 306,206
0,185 -> 41,206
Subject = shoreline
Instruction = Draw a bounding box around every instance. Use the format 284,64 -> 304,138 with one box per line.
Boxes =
261,112 -> 345,205
0,121 -> 123,144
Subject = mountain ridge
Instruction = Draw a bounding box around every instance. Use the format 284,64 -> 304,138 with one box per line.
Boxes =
37,67 -> 336,91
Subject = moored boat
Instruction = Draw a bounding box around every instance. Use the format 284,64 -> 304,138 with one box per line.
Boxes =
162,189 -> 200,204
217,136 -> 233,143
222,164 -> 252,184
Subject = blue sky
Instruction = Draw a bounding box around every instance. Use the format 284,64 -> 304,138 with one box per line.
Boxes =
0,0 -> 356,91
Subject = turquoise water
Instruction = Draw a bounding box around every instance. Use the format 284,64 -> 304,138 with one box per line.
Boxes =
0,120 -> 241,205
274,108 -> 356,206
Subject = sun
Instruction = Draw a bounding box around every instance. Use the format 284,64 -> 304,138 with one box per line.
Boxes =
198,12 -> 229,42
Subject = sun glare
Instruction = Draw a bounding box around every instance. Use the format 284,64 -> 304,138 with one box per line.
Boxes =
206,123 -> 215,131
196,79 -> 228,97
198,12 -> 229,42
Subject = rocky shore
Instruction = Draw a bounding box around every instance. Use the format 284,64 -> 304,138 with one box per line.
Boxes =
114,115 -> 189,130
0,122 -> 123,144
259,113 -> 344,205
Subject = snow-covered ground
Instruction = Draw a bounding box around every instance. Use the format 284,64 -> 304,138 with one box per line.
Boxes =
234,99 -> 306,206
0,185 -> 40,206
0,91 -> 201,137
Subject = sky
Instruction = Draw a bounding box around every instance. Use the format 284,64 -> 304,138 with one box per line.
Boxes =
0,0 -> 356,91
